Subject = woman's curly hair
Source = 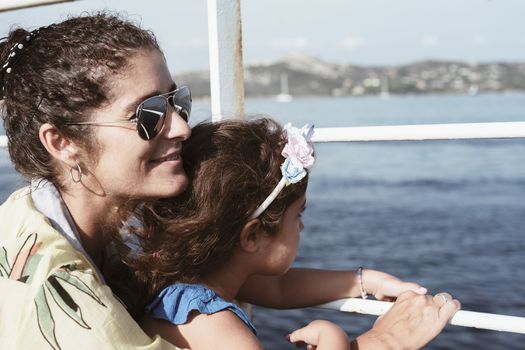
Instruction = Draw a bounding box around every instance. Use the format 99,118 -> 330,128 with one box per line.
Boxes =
0,12 -> 160,187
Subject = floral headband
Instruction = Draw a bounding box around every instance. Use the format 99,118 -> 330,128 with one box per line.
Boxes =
249,123 -> 315,219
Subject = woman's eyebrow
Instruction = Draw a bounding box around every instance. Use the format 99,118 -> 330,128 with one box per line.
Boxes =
125,83 -> 178,114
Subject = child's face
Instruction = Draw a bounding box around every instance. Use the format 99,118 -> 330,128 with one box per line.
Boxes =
262,194 -> 306,275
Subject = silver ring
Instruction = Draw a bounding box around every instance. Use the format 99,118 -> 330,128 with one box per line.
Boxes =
436,293 -> 449,303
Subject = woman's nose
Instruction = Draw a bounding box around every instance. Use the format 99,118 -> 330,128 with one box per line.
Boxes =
162,107 -> 191,141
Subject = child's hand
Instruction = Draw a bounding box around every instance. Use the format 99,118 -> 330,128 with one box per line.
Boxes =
287,320 -> 349,350
363,269 -> 427,301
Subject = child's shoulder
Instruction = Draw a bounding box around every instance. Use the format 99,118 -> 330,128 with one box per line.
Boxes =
146,282 -> 257,334
158,283 -> 216,301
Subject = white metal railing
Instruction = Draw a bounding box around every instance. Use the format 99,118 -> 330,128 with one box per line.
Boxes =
311,121 -> 525,142
3,121 -> 525,149
207,0 -> 245,121
321,298 -> 525,334
0,0 -> 73,12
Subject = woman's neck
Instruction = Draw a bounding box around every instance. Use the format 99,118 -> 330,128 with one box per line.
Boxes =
60,188 -> 121,266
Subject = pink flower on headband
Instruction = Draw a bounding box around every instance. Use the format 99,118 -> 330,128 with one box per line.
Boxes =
250,123 -> 315,219
281,123 -> 315,184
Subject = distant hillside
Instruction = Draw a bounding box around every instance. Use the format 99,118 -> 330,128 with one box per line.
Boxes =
175,53 -> 525,98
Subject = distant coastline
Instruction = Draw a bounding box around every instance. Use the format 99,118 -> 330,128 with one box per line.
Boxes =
175,53 -> 525,99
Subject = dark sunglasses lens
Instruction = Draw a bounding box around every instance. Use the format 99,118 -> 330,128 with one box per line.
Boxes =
171,86 -> 192,122
137,96 -> 167,140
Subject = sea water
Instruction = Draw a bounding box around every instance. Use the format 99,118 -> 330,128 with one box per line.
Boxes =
1,93 -> 524,349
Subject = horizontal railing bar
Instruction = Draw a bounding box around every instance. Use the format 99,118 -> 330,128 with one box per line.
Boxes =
312,121 -> 525,142
2,121 -> 525,149
319,298 -> 525,334
0,0 -> 74,13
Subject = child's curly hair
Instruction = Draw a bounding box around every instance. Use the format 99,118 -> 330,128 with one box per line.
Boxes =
126,117 -> 310,307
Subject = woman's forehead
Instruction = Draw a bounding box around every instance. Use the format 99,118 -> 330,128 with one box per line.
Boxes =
104,50 -> 174,114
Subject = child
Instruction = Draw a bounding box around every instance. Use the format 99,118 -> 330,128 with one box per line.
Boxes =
128,118 -> 427,349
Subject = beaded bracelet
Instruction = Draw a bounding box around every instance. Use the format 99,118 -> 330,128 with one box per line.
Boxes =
356,267 -> 368,299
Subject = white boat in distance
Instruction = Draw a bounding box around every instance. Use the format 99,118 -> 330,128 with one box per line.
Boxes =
275,72 -> 293,102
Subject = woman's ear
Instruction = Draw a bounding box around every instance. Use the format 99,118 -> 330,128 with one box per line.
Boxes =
39,123 -> 80,167
239,219 -> 263,253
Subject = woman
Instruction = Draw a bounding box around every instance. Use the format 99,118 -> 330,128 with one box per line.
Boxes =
0,13 -> 190,349
0,12 -> 458,350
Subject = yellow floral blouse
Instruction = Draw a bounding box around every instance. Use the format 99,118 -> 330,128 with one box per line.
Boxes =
0,187 -> 182,350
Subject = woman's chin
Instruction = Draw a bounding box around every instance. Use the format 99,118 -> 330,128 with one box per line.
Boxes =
146,174 -> 189,199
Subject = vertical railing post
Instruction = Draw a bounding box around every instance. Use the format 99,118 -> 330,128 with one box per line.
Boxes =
207,0 -> 245,121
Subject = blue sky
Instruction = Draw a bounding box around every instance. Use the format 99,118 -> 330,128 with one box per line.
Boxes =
1,0 -> 524,73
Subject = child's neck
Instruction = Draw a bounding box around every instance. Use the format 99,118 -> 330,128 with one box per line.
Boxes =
200,256 -> 252,301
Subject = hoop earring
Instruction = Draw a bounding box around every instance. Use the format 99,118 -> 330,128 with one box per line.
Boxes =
70,162 -> 83,183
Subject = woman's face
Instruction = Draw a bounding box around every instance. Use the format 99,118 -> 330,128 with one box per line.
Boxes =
82,49 -> 191,200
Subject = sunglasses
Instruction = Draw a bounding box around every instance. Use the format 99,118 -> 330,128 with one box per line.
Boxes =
66,86 -> 192,140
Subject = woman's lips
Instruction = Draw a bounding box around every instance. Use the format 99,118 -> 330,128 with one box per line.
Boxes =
150,152 -> 181,164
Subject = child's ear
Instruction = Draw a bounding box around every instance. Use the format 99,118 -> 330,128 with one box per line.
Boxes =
239,219 -> 263,253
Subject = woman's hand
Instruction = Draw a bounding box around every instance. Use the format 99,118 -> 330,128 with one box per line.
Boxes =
356,291 -> 461,350
363,269 -> 427,301
287,320 -> 350,350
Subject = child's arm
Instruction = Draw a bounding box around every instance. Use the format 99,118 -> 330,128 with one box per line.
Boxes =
287,320 -> 350,350
237,268 -> 426,308
140,311 -> 264,350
